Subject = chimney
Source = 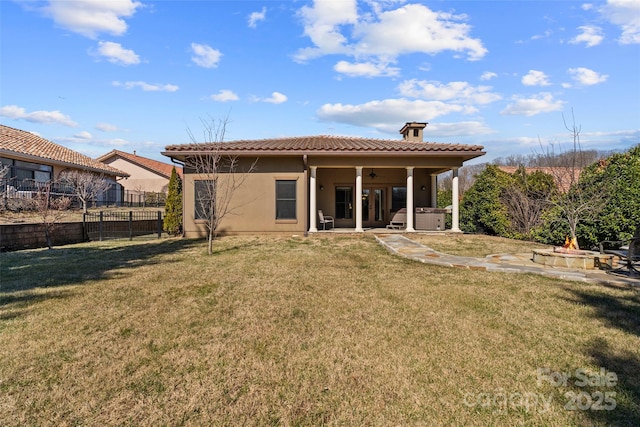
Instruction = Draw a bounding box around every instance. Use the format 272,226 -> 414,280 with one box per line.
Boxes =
399,122 -> 428,142
133,150 -> 137,156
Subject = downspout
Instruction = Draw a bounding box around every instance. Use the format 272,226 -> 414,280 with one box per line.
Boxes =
303,154 -> 308,236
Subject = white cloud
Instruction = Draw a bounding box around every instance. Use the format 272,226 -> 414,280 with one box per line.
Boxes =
501,93 -> 565,116
112,81 -> 179,92
566,67 -> 608,86
426,121 -> 495,137
74,131 -> 92,139
190,43 -> 222,68
248,7 -> 267,28
43,0 -> 142,39
522,70 -> 551,87
210,90 -> 239,102
93,41 -> 140,65
95,122 -> 119,132
295,0 -> 358,60
480,71 -> 497,81
295,2 -> 487,71
398,80 -> 501,105
334,60 -> 399,77
317,98 -> 470,133
600,0 -> 640,44
0,104 -> 78,127
570,25 -> 604,47
263,92 -> 288,104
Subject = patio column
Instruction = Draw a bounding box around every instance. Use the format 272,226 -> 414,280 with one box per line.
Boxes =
451,167 -> 461,232
406,167 -> 415,232
430,173 -> 438,208
355,167 -> 363,232
309,166 -> 318,232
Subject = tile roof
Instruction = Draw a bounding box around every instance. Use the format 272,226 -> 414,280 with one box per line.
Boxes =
97,149 -> 183,179
164,135 -> 485,157
0,124 -> 128,177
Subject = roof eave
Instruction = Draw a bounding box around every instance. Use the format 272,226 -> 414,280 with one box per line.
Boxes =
0,149 -> 130,178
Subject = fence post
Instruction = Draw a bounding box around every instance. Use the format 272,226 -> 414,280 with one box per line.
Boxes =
99,211 -> 103,241
82,212 -> 87,242
129,211 -> 133,241
157,211 -> 162,239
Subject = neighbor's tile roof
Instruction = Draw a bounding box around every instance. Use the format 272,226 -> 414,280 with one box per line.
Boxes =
164,135 -> 485,156
97,149 -> 183,179
497,165 -> 582,192
0,124 -> 128,176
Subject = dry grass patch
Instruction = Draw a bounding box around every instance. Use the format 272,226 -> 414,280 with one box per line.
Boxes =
1,235 -> 638,426
411,233 -> 552,257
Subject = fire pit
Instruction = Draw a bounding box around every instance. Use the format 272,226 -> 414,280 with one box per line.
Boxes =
532,248 -> 614,270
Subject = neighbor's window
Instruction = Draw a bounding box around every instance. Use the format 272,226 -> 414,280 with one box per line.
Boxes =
335,186 -> 353,219
276,180 -> 296,220
195,180 -> 215,220
392,186 -> 406,212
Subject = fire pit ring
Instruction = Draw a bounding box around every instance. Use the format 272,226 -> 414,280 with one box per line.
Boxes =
532,248 -> 615,270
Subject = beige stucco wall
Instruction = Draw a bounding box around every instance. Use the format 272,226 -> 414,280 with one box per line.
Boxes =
102,158 -> 169,193
182,157 -> 307,237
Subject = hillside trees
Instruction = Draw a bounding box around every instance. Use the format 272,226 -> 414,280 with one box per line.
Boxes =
163,166 -> 183,235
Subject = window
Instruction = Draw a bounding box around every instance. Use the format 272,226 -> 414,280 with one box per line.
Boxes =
276,180 -> 296,220
335,187 -> 353,219
392,186 -> 406,212
413,129 -> 419,137
194,180 -> 215,220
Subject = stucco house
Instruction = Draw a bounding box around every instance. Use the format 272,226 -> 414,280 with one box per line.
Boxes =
162,122 -> 485,237
97,149 -> 183,195
0,124 -> 128,203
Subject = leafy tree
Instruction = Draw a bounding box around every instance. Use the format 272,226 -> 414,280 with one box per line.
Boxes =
460,165 -> 514,236
575,144 -> 640,248
163,166 -> 183,235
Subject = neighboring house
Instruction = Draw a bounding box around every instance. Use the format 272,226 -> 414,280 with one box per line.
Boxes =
97,149 -> 183,195
162,122 -> 485,237
0,124 -> 128,203
496,166 -> 582,192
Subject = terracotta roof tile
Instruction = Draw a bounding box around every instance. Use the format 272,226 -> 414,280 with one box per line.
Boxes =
164,135 -> 485,155
0,124 -> 128,177
496,165 -> 582,192
97,149 -> 183,179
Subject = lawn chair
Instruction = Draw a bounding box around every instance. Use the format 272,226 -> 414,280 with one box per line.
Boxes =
386,208 -> 407,230
318,210 -> 334,230
599,227 -> 640,278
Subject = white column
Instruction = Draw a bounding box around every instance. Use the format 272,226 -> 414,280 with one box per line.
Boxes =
355,167 -> 363,232
309,166 -> 318,232
430,174 -> 438,208
451,167 -> 461,232
406,167 -> 415,232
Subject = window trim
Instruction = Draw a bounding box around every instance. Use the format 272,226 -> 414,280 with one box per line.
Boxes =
275,179 -> 297,222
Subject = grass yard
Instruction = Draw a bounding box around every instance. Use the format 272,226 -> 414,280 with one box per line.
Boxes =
410,233 -> 552,257
1,235 -> 639,426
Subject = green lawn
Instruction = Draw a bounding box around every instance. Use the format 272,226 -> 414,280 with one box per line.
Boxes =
1,235 -> 638,426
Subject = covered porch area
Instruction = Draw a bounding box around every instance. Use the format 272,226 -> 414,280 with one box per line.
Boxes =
308,164 -> 462,233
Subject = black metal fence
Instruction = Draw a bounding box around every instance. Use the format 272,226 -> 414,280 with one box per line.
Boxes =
83,210 -> 163,241
1,177 -> 167,209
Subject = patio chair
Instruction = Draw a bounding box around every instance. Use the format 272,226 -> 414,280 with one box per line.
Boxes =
386,208 -> 407,230
599,228 -> 640,278
318,210 -> 334,230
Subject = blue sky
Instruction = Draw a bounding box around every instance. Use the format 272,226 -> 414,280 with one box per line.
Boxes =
1,0 -> 639,164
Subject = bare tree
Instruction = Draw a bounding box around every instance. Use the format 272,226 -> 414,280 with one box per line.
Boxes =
186,116 -> 258,254
500,167 -> 555,237
33,182 -> 72,249
537,111 -> 611,249
0,165 -> 9,212
58,170 -> 112,213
